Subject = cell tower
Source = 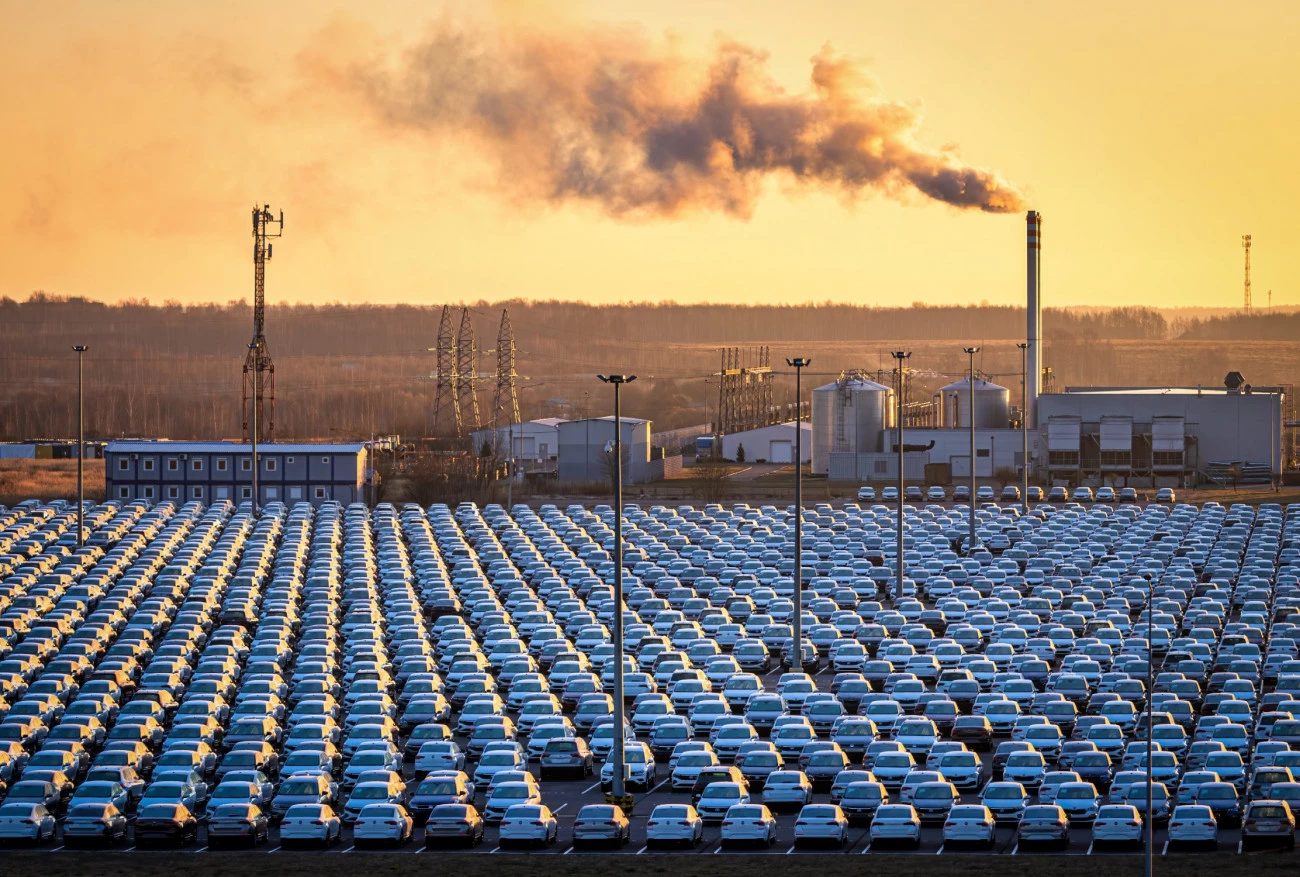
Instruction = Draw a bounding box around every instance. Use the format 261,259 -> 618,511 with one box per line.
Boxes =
1243,234 -> 1252,311
431,305 -> 460,436
455,308 -> 481,433
491,308 -> 522,432
242,204 -> 283,442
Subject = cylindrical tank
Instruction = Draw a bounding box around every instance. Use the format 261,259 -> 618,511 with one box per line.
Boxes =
937,377 -> 1011,428
810,375 -> 894,476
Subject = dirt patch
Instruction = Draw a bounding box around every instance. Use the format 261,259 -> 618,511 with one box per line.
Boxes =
0,459 -> 104,506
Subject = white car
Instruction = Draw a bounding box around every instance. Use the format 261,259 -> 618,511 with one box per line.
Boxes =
943,804 -> 996,848
671,751 -> 719,791
697,781 -> 749,823
869,803 -> 922,848
645,803 -> 703,848
498,804 -> 559,848
353,803 -> 414,846
0,802 -> 57,842
1091,804 -> 1144,848
279,803 -> 342,847
720,803 -> 778,848
793,803 -> 849,848
600,742 -> 657,792
857,487 -> 876,501
1167,805 -> 1218,850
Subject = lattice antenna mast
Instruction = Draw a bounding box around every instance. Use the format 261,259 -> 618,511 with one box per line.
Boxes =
242,204 -> 283,442
492,309 -> 522,432
456,308 -> 481,434
1243,234 -> 1252,311
431,305 -> 460,436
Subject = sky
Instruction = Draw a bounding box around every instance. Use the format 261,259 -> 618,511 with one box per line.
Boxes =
1,0 -> 1295,309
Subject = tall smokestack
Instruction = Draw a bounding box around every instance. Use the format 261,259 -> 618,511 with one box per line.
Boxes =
1026,210 -> 1042,428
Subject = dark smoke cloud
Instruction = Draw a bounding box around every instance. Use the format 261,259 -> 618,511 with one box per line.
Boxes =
353,25 -> 1024,218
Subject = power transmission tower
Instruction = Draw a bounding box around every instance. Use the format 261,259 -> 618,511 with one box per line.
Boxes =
456,308 -> 481,434
431,305 -> 460,437
1243,234 -> 1252,311
242,204 -> 282,442
492,309 -> 522,433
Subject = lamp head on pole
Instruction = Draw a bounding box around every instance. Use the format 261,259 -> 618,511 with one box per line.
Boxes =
598,374 -> 636,385
785,357 -> 810,368
72,345 -> 88,353
963,346 -> 981,356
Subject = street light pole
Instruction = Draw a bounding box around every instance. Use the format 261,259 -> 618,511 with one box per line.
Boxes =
507,420 -> 515,510
1017,342 -> 1030,516
786,358 -> 810,669
249,340 -> 260,516
598,373 -> 636,805
964,347 -> 981,555
890,351 -> 911,602
73,345 -> 88,546
1145,574 -> 1154,877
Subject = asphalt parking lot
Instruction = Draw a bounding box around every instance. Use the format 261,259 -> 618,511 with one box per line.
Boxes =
1,495 -> 1299,863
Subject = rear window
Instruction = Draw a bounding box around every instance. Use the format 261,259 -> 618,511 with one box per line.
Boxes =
1250,805 -> 1290,819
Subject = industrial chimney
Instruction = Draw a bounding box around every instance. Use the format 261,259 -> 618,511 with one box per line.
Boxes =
1026,211 -> 1042,427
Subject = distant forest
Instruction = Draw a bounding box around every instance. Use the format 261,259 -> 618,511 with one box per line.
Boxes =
1,294 -> 1294,442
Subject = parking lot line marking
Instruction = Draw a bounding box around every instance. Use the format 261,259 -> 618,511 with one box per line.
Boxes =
562,846 -> 574,855
582,781 -> 601,793
1237,840 -> 1243,855
50,846 -> 64,852
123,847 -> 135,852
1011,843 -> 1018,856
194,847 -> 207,853
269,846 -> 280,853
936,844 -> 944,855
785,845 -> 796,854
553,804 -> 569,814
1086,841 -> 1094,855
648,778 -> 670,793
1161,841 -> 1168,856
342,845 -> 354,853
860,842 -> 871,854
635,846 -> 646,855
489,847 -> 500,854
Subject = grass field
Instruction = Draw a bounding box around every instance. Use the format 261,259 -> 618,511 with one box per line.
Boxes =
0,459 -> 105,506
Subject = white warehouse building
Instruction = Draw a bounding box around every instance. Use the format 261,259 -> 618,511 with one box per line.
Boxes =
470,418 -> 565,470
720,421 -> 811,464
557,416 -> 652,483
1037,385 -> 1285,486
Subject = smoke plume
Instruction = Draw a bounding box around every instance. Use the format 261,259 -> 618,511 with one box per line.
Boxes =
352,26 -> 1025,219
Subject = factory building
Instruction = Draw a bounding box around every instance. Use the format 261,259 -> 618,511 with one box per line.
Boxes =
1038,385 -> 1284,487
720,421 -> 812,464
810,210 -> 1287,487
105,441 -> 367,505
470,419 -> 565,472
557,417 -> 652,483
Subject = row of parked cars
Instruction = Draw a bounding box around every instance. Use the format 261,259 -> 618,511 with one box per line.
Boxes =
857,485 -> 1176,505
0,493 -> 1296,856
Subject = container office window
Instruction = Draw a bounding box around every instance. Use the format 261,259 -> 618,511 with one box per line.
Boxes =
192,459 -> 203,471
192,486 -> 203,499
288,486 -> 302,500
118,458 -> 129,471
167,459 -> 178,471
266,487 -> 278,499
118,486 -> 130,499
214,486 -> 229,500
241,458 -> 252,471
143,486 -> 155,499
216,458 -> 228,472
315,487 -> 327,499
167,486 -> 179,499
287,457 -> 295,464
266,458 -> 277,471
241,487 -> 252,499
142,459 -> 154,471
321,456 -> 330,464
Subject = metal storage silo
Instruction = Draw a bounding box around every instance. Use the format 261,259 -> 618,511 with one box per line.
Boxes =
810,373 -> 894,476
937,377 -> 1011,428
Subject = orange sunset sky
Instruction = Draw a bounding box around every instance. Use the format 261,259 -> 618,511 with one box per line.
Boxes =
2,0 -> 1295,308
